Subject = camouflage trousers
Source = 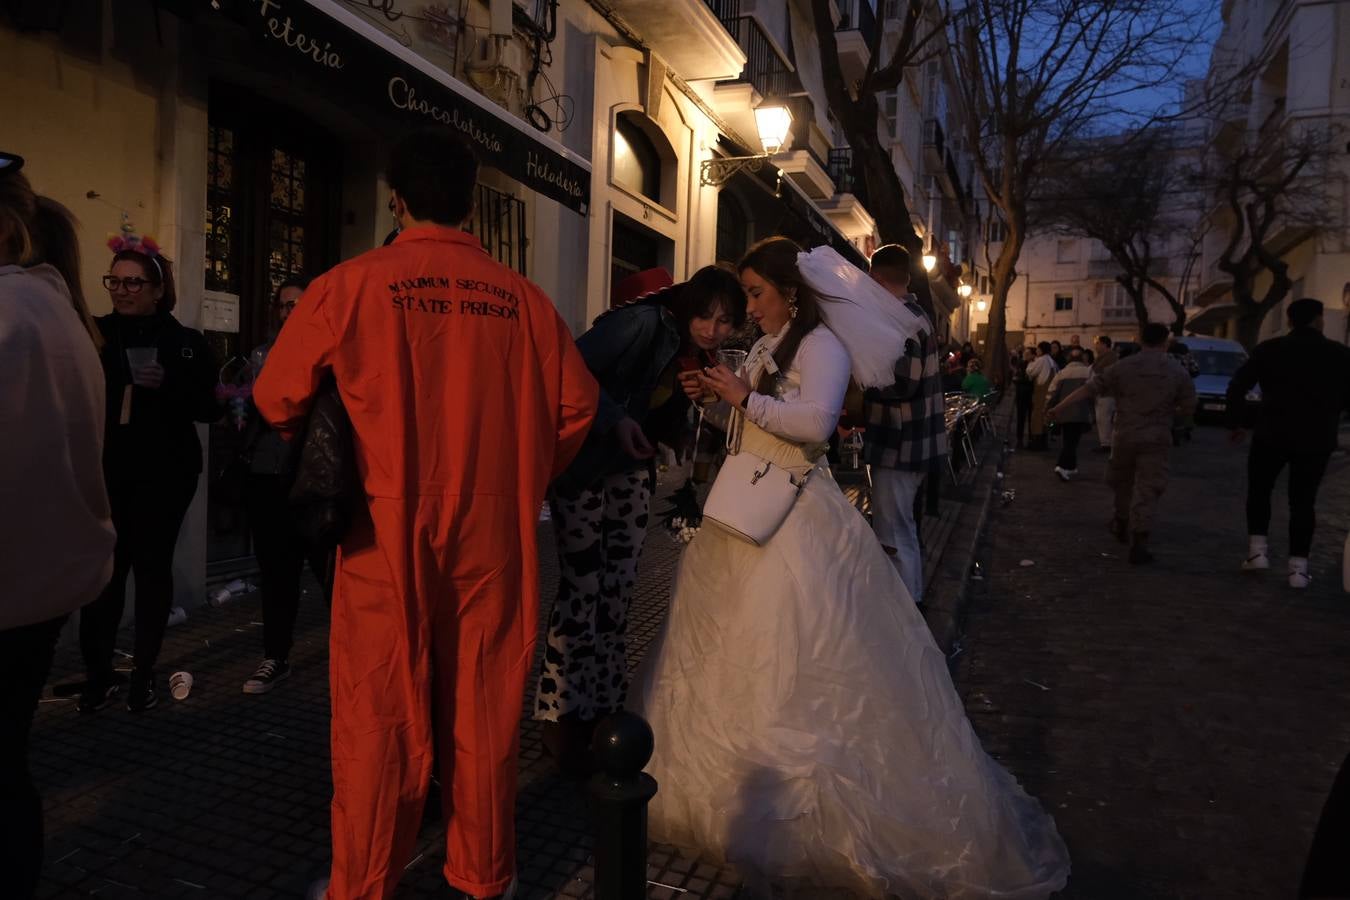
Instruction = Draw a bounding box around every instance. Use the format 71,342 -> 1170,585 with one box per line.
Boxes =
1108,442 -> 1171,534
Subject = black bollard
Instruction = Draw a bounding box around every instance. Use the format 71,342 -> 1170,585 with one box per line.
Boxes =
589,711 -> 659,900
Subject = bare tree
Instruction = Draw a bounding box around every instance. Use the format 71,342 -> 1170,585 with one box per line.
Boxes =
1200,120 -> 1341,348
808,0 -> 949,317
1037,129 -> 1204,335
950,0 -> 1209,383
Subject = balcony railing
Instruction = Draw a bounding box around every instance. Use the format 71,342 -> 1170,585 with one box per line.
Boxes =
827,148 -> 855,193
837,0 -> 879,51
724,16 -> 798,100
944,150 -> 963,200
786,95 -> 828,168
702,0 -> 742,21
924,118 -> 946,159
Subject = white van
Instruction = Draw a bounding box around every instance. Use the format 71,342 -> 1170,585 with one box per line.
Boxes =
1176,335 -> 1255,419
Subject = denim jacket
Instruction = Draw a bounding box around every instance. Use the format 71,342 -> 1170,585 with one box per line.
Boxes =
553,300 -> 681,493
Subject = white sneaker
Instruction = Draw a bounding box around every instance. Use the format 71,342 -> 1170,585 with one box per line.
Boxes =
1241,553 -> 1270,573
1054,466 -> 1072,482
1289,558 -> 1311,589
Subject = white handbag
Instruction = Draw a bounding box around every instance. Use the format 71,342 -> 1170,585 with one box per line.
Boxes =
702,408 -> 810,546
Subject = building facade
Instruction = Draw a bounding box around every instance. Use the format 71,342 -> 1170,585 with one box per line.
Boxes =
1189,0 -> 1350,345
3,0 -> 897,604
968,230 -> 1201,352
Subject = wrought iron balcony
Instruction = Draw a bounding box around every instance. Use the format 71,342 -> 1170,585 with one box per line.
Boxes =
836,0 -> 879,49
828,148 -> 856,193
702,0 -> 742,21
722,16 -> 799,100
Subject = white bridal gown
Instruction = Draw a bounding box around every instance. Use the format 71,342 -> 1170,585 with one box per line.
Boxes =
631,324 -> 1070,899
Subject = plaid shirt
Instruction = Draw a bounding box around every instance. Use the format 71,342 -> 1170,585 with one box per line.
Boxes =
862,297 -> 948,472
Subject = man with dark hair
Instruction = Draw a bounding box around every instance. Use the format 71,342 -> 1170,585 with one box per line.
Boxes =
1049,321 -> 1195,563
1228,298 -> 1350,588
255,129 -> 599,900
864,243 -> 947,603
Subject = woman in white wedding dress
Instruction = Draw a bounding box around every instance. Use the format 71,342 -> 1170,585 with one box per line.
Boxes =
630,238 -> 1070,899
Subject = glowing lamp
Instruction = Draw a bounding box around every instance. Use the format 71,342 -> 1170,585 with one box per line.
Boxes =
754,105 -> 793,155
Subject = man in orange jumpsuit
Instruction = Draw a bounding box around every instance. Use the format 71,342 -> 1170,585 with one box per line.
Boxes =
254,131 -> 597,900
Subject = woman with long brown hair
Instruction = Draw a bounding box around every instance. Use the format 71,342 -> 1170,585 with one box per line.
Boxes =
632,236 -> 1069,899
0,151 -> 115,900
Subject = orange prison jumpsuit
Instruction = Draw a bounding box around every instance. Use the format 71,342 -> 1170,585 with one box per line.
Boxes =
253,225 -> 597,899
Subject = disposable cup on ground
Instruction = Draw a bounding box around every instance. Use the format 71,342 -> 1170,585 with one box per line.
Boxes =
169,671 -> 193,701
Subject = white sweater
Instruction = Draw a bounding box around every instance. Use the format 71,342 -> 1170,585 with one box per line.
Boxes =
743,325 -> 851,445
0,264 -> 115,630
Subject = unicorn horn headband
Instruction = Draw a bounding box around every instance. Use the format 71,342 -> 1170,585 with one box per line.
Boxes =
107,212 -> 164,280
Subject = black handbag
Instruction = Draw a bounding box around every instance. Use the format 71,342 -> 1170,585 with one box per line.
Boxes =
287,377 -> 359,549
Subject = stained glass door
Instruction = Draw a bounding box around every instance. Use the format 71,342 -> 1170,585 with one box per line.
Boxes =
204,86 -> 341,563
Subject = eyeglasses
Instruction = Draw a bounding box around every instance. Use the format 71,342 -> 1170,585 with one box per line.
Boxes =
103,275 -> 154,293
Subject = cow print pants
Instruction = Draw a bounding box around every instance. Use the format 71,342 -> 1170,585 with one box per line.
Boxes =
533,468 -> 652,722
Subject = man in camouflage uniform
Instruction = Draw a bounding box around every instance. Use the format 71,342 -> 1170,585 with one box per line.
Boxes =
1049,322 -> 1196,564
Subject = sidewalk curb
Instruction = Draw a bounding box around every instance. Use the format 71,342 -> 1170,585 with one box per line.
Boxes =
923,428 -> 1006,656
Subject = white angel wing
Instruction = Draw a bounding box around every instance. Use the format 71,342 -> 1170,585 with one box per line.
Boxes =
796,245 -> 929,389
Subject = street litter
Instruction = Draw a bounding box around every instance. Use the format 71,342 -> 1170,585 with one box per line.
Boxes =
166,607 -> 187,627
1019,559 -> 1035,567
1023,679 -> 1050,691
173,880 -> 207,890
648,882 -> 688,894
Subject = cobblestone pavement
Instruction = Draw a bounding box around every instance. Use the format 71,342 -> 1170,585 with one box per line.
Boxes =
954,427 -> 1350,899
31,442 -> 993,900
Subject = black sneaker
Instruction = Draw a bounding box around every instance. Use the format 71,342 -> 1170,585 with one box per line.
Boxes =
78,679 -> 119,714
126,670 -> 158,712
242,658 -> 290,694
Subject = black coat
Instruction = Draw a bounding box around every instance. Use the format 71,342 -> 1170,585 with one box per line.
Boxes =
1227,327 -> 1350,454
552,299 -> 682,493
97,312 -> 220,483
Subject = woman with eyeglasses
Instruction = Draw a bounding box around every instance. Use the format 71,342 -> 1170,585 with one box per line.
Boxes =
79,240 -> 219,713
236,275 -> 332,695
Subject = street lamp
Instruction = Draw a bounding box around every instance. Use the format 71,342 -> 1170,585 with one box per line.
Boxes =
754,105 -> 793,154
922,252 -> 937,272
976,299 -> 988,312
958,283 -> 972,298
700,103 -> 793,186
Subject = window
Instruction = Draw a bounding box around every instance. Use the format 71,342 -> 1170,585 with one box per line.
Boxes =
613,114 -> 663,202
1056,239 -> 1078,264
465,183 -> 527,275
986,218 -> 1007,243
1054,293 -> 1074,312
980,274 -> 990,294
882,90 -> 899,138
205,125 -> 238,294
1103,283 -> 1135,321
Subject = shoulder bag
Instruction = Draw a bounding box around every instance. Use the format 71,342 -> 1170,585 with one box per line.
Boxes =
701,407 -> 811,546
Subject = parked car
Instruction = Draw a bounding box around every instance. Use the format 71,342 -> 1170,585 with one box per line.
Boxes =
1175,335 -> 1259,422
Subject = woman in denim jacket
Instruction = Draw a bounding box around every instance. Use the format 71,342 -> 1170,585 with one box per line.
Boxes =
534,265 -> 746,773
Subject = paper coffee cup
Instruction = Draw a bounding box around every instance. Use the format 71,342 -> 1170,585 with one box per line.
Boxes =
169,671 -> 193,701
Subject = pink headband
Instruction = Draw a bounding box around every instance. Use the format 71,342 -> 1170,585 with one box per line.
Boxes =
108,234 -> 164,281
